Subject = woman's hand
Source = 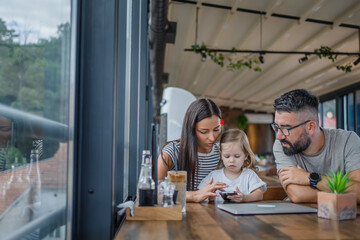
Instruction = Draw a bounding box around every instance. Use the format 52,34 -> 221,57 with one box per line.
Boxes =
187,177 -> 227,202
227,187 -> 245,202
227,187 -> 264,203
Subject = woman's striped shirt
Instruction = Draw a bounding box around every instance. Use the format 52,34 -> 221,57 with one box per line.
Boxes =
162,141 -> 220,189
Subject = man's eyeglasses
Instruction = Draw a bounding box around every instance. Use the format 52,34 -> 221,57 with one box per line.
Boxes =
271,120 -> 311,136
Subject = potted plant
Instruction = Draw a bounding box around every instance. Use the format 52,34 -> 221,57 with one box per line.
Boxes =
317,170 -> 357,220
236,114 -> 248,130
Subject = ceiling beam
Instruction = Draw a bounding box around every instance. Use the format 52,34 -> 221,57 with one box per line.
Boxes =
265,0 -> 283,19
299,0 -> 325,24
253,31 -> 358,102
172,0 -> 360,29
189,0 -> 242,89
313,68 -> 360,96
218,0 -> 328,104
201,0 -> 281,97
259,55 -> 357,104
227,2 -> 360,104
171,4 -> 202,88
332,2 -> 360,27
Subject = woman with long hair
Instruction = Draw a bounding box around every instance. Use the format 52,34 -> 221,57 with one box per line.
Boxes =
157,98 -> 227,202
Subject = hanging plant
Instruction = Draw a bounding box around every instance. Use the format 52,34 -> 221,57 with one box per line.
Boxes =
314,46 -> 353,72
191,43 -> 262,72
236,114 -> 248,130
190,43 -> 357,73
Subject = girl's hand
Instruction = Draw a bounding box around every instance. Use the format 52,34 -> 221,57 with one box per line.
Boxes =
189,177 -> 227,202
227,187 -> 246,202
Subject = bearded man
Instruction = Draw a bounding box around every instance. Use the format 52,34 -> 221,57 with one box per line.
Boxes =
273,89 -> 360,203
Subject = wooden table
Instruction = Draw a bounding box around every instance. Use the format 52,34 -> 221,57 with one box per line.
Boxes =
115,202 -> 360,240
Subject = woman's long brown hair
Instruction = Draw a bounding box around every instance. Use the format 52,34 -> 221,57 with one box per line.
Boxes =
179,98 -> 221,190
161,98 -> 222,191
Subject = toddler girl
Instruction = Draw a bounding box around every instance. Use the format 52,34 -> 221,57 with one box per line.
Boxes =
198,129 -> 266,202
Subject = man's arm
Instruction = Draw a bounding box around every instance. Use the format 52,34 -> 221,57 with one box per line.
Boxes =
282,184 -> 318,203
273,140 -> 328,202
280,167 -> 360,203
278,166 -> 316,202
347,169 -> 360,203
343,132 -> 360,203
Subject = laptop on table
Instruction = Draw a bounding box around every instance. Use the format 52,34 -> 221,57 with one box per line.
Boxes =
217,202 -> 317,215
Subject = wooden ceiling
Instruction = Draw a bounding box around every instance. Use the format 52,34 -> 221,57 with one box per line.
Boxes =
164,0 -> 360,112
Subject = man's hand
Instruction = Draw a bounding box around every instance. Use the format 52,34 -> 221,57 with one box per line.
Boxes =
279,165 -> 310,189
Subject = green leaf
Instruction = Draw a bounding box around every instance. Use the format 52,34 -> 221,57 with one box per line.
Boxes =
254,66 -> 262,72
191,44 -> 199,51
219,53 -> 224,61
326,169 -> 353,194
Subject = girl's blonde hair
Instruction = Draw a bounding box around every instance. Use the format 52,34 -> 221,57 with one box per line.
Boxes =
217,128 -> 257,172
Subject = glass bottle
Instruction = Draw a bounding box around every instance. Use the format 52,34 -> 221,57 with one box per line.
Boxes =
30,149 -> 41,204
136,150 -> 150,198
137,150 -> 155,206
6,164 -> 15,190
15,157 -> 23,182
26,152 -> 34,182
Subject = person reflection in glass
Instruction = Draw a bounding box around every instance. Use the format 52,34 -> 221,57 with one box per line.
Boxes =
0,116 -> 12,171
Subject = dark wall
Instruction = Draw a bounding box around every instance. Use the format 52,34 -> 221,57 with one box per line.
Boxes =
246,124 -> 274,156
219,107 -> 274,156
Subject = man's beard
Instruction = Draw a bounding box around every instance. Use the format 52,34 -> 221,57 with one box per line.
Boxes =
280,131 -> 311,156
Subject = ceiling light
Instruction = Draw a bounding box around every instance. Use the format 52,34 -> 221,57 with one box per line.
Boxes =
298,56 -> 308,64
259,55 -> 264,64
201,50 -> 207,62
354,57 -> 360,66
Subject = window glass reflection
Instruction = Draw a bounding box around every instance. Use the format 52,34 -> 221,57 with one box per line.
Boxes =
356,90 -> 360,135
322,99 -> 336,129
0,1 -> 72,239
347,93 -> 354,131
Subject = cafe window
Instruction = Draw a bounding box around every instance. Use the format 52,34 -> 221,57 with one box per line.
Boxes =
347,93 -> 355,131
0,0 -> 74,239
356,90 -> 360,135
320,82 -> 360,135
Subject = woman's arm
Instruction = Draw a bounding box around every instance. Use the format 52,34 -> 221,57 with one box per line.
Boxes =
228,187 -> 263,202
186,177 -> 228,202
157,152 -> 172,181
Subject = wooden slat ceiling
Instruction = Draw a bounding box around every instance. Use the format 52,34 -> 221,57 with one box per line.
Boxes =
164,0 -> 360,113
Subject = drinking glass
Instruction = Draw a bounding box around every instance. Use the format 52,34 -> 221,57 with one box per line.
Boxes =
167,171 -> 187,213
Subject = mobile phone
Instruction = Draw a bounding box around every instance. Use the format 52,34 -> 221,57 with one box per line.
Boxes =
219,191 -> 237,200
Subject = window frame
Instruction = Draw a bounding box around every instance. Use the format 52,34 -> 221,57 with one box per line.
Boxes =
319,82 -> 360,132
